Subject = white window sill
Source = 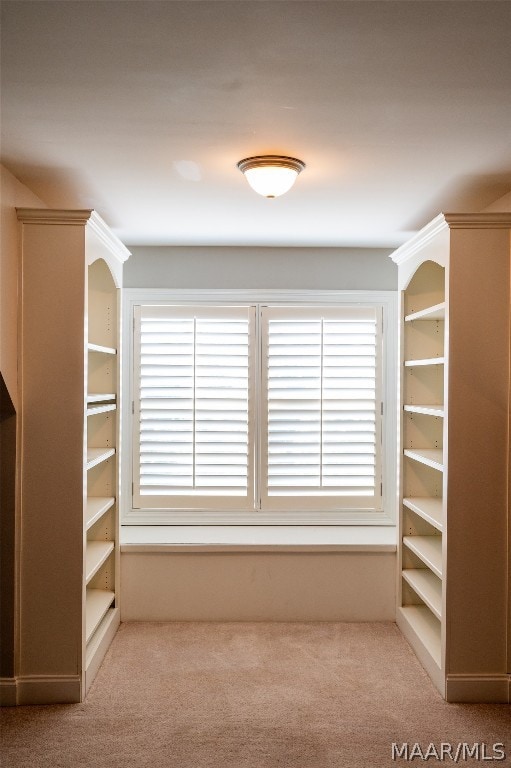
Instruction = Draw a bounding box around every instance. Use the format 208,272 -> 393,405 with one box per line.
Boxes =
120,525 -> 397,553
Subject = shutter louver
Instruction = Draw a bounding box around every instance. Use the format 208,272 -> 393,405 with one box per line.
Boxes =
262,307 -> 381,510
134,306 -> 254,510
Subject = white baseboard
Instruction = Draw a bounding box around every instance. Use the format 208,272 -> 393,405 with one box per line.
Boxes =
446,674 -> 510,703
0,675 -> 82,706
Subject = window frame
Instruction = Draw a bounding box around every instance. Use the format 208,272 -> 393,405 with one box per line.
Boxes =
122,289 -> 398,526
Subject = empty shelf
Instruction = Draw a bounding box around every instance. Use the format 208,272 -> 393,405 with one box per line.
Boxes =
404,404 -> 444,417
405,303 -> 445,322
87,403 -> 116,417
85,589 -> 115,643
403,535 -> 442,578
85,607 -> 119,674
87,393 -> 116,404
404,448 -> 443,472
399,605 -> 441,668
403,498 -> 443,531
86,447 -> 115,470
404,357 -> 445,367
85,541 -> 114,584
85,497 -> 115,530
402,568 -> 442,620
88,343 -> 117,355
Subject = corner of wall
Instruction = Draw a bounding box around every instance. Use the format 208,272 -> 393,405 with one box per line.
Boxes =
0,164 -> 46,409
481,190 -> 511,213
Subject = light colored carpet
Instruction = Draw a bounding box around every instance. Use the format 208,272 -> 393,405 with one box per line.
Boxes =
1,622 -> 510,767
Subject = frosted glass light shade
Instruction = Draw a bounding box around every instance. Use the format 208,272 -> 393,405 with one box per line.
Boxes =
237,156 -> 305,198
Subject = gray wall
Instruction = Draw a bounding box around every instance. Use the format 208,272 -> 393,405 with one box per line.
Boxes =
124,247 -> 397,290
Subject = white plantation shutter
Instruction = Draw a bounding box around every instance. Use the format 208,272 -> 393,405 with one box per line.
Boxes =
133,305 -> 255,510
261,306 -> 382,511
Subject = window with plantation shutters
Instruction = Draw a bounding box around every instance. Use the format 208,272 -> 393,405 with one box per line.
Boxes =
133,305 -> 255,510
130,298 -> 389,522
260,306 -> 382,511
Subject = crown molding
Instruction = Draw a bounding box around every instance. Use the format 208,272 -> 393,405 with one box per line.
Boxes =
390,214 -> 448,265
16,208 -> 93,225
88,210 -> 131,262
390,211 -> 511,265
16,208 -> 130,263
443,212 -> 511,229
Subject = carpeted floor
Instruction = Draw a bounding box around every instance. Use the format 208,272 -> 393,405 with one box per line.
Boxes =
1,622 -> 510,767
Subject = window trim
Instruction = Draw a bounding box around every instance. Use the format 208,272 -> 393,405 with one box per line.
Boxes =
121,289 -> 398,526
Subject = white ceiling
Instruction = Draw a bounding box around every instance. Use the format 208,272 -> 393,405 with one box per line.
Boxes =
1,0 -> 510,248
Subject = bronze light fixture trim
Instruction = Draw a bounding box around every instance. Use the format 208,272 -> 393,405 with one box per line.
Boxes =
237,155 -> 306,198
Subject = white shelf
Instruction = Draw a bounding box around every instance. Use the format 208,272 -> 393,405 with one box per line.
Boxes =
404,448 -> 443,472
403,535 -> 442,578
404,404 -> 444,417
87,393 -> 116,404
403,497 -> 443,531
398,605 -> 442,669
86,447 -> 115,470
88,342 -> 117,355
121,524 -> 397,552
402,568 -> 442,620
86,403 -> 116,417
85,607 -> 120,694
404,357 -> 445,367
85,589 -> 115,643
405,303 -> 445,322
85,541 -> 114,584
85,497 -> 115,530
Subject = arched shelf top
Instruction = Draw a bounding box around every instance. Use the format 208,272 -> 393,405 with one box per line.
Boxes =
88,256 -> 117,293
403,260 -> 445,317
88,257 -> 119,349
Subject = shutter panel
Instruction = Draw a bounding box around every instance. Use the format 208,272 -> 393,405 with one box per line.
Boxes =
133,306 -> 254,510
261,306 -> 381,510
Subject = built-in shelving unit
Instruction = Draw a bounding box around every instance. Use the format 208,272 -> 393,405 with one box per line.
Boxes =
392,212 -> 511,703
15,208 -> 129,705
397,246 -> 446,695
84,234 -> 128,697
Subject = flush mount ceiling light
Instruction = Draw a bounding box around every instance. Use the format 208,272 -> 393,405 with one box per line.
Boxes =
237,155 -> 305,198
